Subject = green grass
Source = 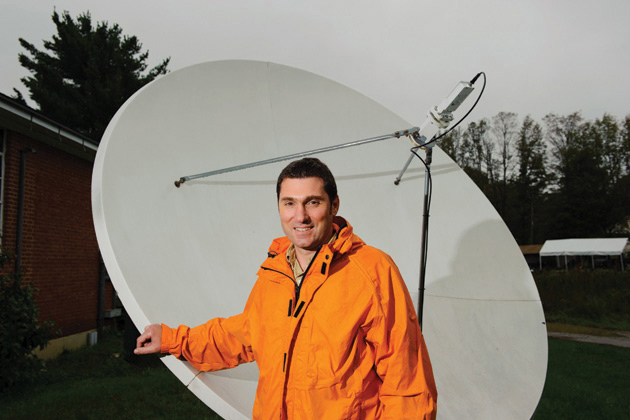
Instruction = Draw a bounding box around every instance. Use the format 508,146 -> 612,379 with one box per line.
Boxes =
2,331 -> 630,419
533,338 -> 630,419
0,331 -> 221,420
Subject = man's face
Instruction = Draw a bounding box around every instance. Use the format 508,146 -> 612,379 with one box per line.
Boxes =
278,177 -> 339,255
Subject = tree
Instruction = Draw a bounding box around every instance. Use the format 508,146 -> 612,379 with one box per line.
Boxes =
543,112 -> 609,237
590,114 -> 623,184
462,119 -> 489,173
491,111 -> 518,184
622,115 -> 630,171
483,112 -> 519,220
608,173 -> 630,234
439,127 -> 463,165
543,112 -> 585,184
460,118 -> 512,216
14,10 -> 170,141
589,113 -> 630,233
513,116 -> 547,243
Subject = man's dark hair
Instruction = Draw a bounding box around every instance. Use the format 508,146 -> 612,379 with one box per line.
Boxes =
276,157 -> 338,202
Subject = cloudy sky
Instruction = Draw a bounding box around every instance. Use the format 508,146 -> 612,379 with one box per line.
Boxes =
2,0 -> 628,126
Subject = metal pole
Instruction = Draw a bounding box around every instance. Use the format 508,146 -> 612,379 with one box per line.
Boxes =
418,143 -> 434,329
174,127 -> 419,187
394,153 -> 415,185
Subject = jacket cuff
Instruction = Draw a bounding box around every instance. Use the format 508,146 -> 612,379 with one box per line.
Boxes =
160,323 -> 174,354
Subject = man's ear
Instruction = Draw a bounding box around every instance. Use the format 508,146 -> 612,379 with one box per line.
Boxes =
331,196 -> 340,216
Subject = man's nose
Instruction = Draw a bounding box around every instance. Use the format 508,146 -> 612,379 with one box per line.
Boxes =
296,204 -> 309,222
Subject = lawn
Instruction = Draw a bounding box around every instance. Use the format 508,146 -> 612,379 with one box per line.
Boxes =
0,331 -> 220,420
1,330 -> 629,419
532,338 -> 630,420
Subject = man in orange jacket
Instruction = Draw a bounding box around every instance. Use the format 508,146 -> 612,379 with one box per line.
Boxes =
135,157 -> 437,420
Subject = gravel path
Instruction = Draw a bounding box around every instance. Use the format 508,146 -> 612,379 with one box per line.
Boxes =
548,331 -> 630,348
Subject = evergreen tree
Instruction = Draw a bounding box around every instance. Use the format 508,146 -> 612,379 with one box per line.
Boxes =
14,10 -> 170,141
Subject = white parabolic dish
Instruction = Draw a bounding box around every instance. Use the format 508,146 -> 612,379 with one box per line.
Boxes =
92,60 -> 547,419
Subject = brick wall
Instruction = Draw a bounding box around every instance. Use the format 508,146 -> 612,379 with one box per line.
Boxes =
2,129 -> 111,336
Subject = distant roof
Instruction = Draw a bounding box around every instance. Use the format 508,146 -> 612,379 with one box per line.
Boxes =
540,238 -> 630,257
519,244 -> 543,255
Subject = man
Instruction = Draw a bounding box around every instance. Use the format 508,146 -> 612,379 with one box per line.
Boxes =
135,157 -> 437,419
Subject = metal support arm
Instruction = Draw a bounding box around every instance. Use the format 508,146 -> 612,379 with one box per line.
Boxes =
174,127 -> 419,187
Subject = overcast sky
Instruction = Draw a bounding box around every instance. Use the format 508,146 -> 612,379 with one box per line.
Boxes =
2,0 -> 629,127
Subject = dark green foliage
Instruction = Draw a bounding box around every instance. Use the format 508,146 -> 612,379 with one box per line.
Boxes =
15,10 -> 170,141
534,270 -> 630,329
0,256 -> 58,392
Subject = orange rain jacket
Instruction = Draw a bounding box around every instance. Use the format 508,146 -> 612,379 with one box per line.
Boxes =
161,217 -> 437,420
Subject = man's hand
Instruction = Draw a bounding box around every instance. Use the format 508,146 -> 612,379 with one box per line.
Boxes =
134,324 -> 163,355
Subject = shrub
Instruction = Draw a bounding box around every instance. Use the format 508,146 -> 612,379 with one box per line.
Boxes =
0,254 -> 57,391
534,269 -> 630,327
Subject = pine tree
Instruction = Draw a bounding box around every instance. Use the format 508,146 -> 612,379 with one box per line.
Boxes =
15,10 -> 170,141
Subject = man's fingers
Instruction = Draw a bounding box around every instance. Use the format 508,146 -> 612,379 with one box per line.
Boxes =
136,331 -> 149,348
134,324 -> 162,355
134,344 -> 153,355
134,333 -> 155,354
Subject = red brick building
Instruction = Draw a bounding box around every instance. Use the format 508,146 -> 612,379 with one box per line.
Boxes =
0,93 -> 114,358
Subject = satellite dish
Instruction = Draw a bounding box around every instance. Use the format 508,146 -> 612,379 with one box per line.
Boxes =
92,60 -> 547,419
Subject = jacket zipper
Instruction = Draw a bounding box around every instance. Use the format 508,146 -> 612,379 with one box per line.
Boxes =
261,245 -> 322,310
294,246 -> 321,304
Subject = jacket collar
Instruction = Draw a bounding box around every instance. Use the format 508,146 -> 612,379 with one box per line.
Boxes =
266,216 -> 360,260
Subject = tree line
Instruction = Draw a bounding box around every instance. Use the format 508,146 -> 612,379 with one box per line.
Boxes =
439,111 -> 630,244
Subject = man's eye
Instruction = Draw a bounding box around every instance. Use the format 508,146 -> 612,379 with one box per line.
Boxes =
308,200 -> 320,206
